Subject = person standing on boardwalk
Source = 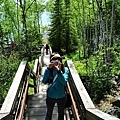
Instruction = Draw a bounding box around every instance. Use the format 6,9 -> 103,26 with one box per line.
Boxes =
42,52 -> 69,120
45,44 -> 49,55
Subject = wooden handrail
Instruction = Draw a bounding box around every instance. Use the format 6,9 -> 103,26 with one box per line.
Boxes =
0,59 -> 41,120
66,60 -> 120,120
18,70 -> 31,120
67,82 -> 80,120
33,59 -> 41,93
0,61 -> 27,120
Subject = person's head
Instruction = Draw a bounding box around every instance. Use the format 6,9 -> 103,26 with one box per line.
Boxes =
50,52 -> 65,72
50,52 -> 62,63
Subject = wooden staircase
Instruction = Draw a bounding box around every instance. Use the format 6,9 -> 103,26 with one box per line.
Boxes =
25,84 -> 59,120
24,51 -> 71,120
24,75 -> 70,120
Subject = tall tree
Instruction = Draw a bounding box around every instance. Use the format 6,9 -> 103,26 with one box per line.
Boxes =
48,0 -> 63,53
49,0 -> 78,54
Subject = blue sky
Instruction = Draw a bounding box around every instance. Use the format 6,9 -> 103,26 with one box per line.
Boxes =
41,0 -> 51,26
41,11 -> 51,26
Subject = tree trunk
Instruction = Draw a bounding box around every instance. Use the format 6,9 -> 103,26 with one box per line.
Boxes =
19,0 -> 28,52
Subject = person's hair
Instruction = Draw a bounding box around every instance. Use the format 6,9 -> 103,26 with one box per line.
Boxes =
50,52 -> 59,60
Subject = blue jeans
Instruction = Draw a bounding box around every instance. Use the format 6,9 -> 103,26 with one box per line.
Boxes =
45,96 -> 67,120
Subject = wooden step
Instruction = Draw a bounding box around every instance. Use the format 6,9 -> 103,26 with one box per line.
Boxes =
25,106 -> 58,116
25,93 -> 70,120
24,57 -> 71,120
25,114 -> 58,120
25,93 -> 59,120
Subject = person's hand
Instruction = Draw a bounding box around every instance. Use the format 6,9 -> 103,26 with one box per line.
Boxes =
54,61 -> 62,71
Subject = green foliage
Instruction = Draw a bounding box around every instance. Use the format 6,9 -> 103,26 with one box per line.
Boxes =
28,78 -> 34,95
28,60 -> 37,95
0,54 -> 20,104
111,46 -> 120,74
48,0 -> 79,53
71,47 -> 119,103
74,61 -> 87,76
28,60 -> 35,70
64,50 -> 82,61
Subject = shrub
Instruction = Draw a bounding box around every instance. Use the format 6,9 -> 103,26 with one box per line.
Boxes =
0,54 -> 20,105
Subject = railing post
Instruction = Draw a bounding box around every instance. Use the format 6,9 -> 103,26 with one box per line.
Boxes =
33,59 -> 41,93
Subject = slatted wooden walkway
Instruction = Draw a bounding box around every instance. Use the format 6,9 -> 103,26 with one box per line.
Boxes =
24,51 -> 70,120
25,81 -> 59,120
25,83 -> 70,120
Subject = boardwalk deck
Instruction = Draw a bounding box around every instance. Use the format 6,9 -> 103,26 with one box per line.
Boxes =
25,69 -> 70,120
25,52 -> 70,120
25,83 -> 59,120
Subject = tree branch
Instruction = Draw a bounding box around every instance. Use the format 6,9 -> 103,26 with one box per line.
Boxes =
25,0 -> 35,14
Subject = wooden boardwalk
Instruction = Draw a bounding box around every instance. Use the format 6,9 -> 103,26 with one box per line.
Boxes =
25,84 -> 70,120
25,52 -> 70,120
1,45 -> 120,120
25,83 -> 59,120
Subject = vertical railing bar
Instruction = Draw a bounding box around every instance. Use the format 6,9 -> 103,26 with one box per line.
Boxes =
18,69 -> 31,120
14,71 -> 28,120
67,82 -> 81,120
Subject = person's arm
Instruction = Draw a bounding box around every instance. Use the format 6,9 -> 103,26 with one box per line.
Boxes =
57,67 -> 69,85
42,68 -> 50,84
42,63 -> 54,84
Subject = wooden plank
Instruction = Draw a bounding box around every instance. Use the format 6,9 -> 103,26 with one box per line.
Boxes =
0,61 -> 27,114
86,108 -> 120,120
25,114 -> 58,120
25,89 -> 59,120
18,79 -> 29,120
25,106 -> 58,116
27,99 -> 46,108
67,82 -> 80,120
0,114 -> 12,120
33,59 -> 39,74
25,106 -> 68,120
28,93 -> 46,101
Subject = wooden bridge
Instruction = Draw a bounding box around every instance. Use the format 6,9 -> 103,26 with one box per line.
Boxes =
0,45 -> 120,120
